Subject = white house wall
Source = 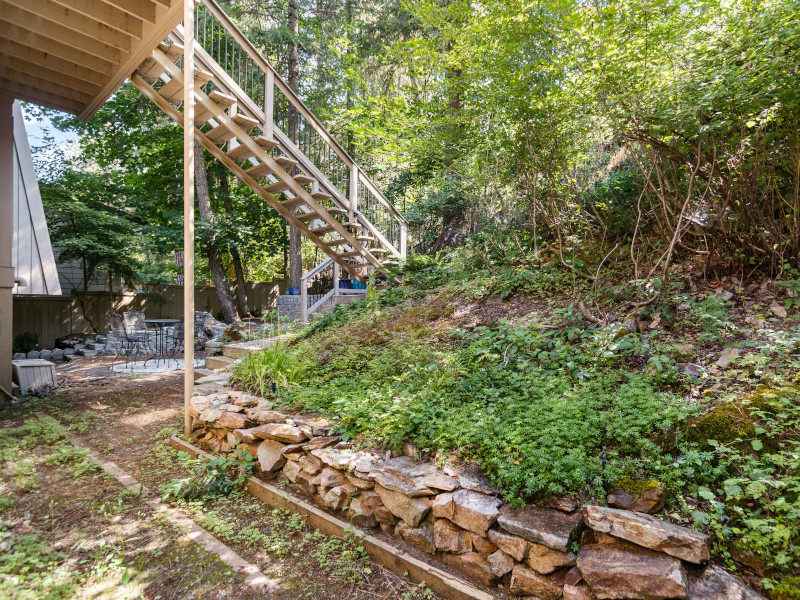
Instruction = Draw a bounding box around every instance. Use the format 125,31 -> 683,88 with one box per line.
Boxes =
11,101 -> 61,297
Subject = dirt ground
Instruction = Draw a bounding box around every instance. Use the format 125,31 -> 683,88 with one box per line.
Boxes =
0,356 -> 437,600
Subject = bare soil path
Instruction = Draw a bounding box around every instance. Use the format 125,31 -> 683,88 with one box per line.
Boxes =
0,356 -> 436,600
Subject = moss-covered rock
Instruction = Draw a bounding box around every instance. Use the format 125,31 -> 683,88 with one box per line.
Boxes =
684,406 -> 756,447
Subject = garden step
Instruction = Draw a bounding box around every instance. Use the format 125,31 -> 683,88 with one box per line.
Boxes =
193,367 -> 215,381
205,355 -> 238,370
333,295 -> 360,305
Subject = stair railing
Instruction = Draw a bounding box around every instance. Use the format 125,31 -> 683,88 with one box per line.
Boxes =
300,257 -> 338,324
190,0 -> 407,259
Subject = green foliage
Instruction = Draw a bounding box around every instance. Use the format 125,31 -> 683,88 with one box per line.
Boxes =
12,333 -> 38,354
686,385 -> 800,580
161,449 -> 254,501
232,342 -> 307,397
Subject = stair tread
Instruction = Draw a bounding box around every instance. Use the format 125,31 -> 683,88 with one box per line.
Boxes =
253,135 -> 278,149
275,156 -> 298,168
280,196 -> 308,209
208,89 -> 235,106
246,162 -> 274,178
265,179 -> 291,193
232,113 -> 259,129
325,238 -> 351,246
206,122 -> 235,143
297,207 -> 347,221
158,68 -> 213,102
311,191 -> 332,200
294,174 -> 314,186
227,144 -> 255,162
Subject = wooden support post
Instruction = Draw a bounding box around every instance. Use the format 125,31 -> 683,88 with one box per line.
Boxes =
349,165 -> 358,220
333,262 -> 339,296
400,224 -> 407,260
0,95 -> 13,401
183,0 -> 195,437
300,278 -> 308,324
264,69 -> 274,141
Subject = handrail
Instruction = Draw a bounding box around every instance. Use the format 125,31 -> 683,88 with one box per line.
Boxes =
197,0 -> 407,229
189,0 -> 407,260
301,256 -> 333,281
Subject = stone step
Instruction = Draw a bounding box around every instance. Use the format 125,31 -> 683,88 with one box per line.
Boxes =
333,294 -> 362,305
193,367 -> 216,381
205,355 -> 238,370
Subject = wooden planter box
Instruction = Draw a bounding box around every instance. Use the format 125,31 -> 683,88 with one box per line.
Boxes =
11,359 -> 56,392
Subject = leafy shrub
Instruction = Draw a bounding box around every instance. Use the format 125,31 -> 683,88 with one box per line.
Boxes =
161,448 -> 254,501
12,332 -> 39,354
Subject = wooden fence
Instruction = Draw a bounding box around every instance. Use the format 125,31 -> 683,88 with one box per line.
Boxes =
13,281 -> 286,349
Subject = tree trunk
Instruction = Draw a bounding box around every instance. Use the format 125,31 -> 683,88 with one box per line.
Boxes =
287,0 -> 302,287
219,176 -> 250,317
194,141 -> 239,324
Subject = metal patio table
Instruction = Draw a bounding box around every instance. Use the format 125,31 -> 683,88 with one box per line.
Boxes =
144,318 -> 181,366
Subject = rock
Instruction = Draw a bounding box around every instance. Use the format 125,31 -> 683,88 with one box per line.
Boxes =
319,467 -> 347,488
323,486 -> 351,510
199,407 -> 223,423
422,473 -> 460,491
374,484 -> 431,527
373,504 -> 400,526
257,440 -> 287,472
217,412 -> 255,430
397,521 -> 435,554
233,427 -> 263,444
76,349 -> 98,357
282,459 -> 302,483
745,316 -> 764,330
547,496 -> 580,513
526,542 -> 577,574
687,565 -> 765,600
295,471 -> 317,495
299,454 -> 323,474
246,409 -> 288,424
63,348 -> 76,356
219,404 -> 245,413
237,443 -> 259,460
607,482 -> 667,514
577,543 -> 687,600
253,423 -> 308,444
442,552 -> 497,587
281,443 -> 307,460
509,564 -> 563,600
311,447 -> 354,470
12,353 -> 25,360
564,582 -> 595,600
716,347 -> 740,369
360,490 -> 382,508
443,464 -> 500,495
487,550 -> 515,577
26,350 -> 41,359
431,489 -> 502,537
304,436 -> 341,451
348,498 -> 378,528
582,506 -> 711,564
292,414 -> 334,436
402,442 -> 421,460
770,301 -> 788,319
347,474 -> 374,490
498,506 -> 584,553
39,349 -> 53,360
677,363 -> 706,377
472,535 -> 497,558
350,452 -> 384,475
489,529 -> 529,562
433,519 -> 473,553
368,457 -> 437,497
233,395 -> 260,408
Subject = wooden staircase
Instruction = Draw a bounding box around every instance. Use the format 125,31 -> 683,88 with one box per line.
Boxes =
129,0 -> 406,284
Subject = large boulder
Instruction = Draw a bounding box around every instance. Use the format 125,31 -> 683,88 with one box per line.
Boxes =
498,505 -> 584,553
577,543 -> 688,600
374,484 -> 431,527
582,506 -> 711,564
194,311 -> 227,349
430,489 -> 502,537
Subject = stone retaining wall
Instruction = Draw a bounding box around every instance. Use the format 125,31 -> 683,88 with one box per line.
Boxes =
188,386 -> 766,600
276,294 -> 329,322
